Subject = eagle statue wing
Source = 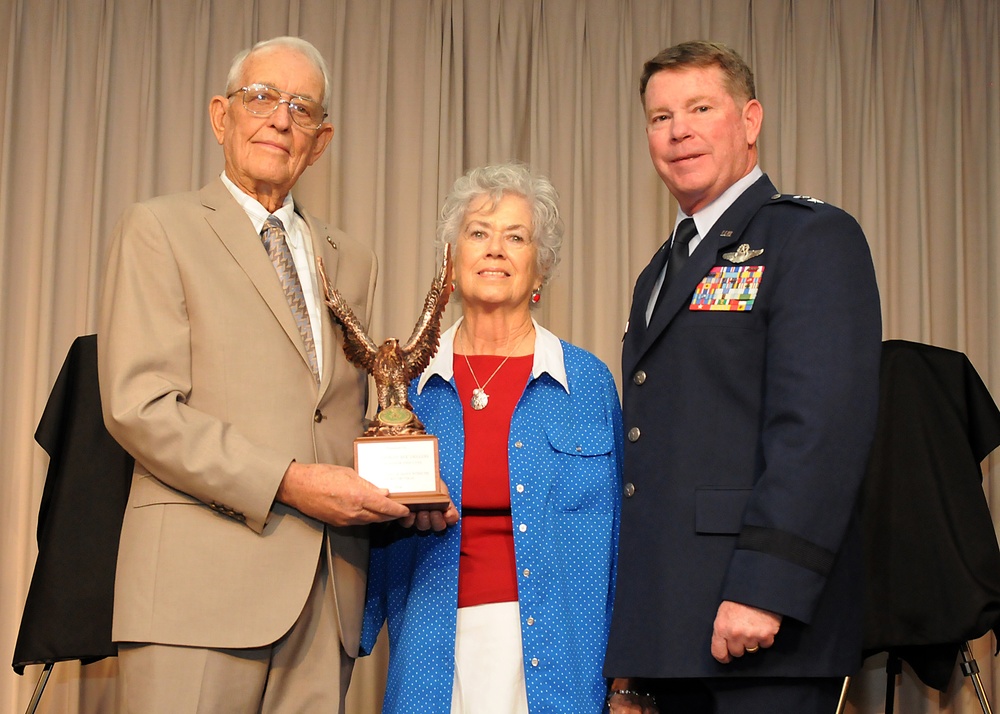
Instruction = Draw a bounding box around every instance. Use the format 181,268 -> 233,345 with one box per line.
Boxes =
316,256 -> 378,372
400,243 -> 454,380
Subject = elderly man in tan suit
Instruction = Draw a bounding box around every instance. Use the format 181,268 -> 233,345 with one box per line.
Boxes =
98,36 -> 415,713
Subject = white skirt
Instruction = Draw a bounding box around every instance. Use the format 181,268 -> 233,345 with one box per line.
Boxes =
451,601 -> 530,714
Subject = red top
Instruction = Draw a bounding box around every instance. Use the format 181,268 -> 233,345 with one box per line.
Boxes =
453,353 -> 533,608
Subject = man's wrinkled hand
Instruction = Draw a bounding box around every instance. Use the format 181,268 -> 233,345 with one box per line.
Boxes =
275,461 -> 410,526
710,600 -> 782,663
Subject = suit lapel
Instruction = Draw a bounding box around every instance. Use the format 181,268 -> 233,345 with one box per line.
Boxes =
305,211 -> 340,394
201,180 -> 316,383
626,241 -> 669,336
624,175 -> 778,374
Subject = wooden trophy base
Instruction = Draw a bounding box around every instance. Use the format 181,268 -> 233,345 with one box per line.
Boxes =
354,434 -> 449,510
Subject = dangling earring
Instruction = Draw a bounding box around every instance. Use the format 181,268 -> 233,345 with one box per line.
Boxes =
450,281 -> 457,291
531,287 -> 541,304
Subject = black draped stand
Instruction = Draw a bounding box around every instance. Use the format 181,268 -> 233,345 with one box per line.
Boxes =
842,340 -> 1000,714
12,335 -> 133,712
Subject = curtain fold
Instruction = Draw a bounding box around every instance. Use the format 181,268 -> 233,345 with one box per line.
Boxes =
3,1 -> 999,712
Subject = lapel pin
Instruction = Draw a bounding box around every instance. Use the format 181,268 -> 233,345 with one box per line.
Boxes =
720,230 -> 733,237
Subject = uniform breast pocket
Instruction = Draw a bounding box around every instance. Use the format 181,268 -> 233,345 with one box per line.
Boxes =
677,307 -> 762,332
544,421 -> 615,512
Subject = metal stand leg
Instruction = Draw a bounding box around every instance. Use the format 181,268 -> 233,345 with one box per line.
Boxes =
960,641 -> 994,714
833,675 -> 851,714
23,662 -> 53,714
884,652 -> 902,714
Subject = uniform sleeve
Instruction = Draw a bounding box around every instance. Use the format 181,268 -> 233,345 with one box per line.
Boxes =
719,207 -> 882,623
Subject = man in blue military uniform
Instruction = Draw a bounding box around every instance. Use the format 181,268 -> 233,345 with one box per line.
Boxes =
604,41 -> 882,713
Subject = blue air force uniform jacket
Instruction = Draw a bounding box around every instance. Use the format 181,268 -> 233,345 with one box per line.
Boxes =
604,174 -> 882,679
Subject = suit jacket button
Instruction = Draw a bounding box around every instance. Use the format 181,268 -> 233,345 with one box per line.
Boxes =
314,409 -> 324,423
633,370 -> 647,385
624,482 -> 636,498
627,427 -> 641,442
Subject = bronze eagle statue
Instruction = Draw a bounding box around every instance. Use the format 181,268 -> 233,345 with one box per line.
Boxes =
317,244 -> 453,435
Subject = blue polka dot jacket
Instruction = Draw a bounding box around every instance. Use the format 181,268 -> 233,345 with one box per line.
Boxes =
361,320 -> 623,713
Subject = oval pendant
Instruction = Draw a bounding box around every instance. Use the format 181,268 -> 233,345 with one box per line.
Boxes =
471,388 -> 489,410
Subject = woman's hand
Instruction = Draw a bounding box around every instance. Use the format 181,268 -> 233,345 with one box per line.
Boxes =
400,500 -> 459,531
399,480 -> 460,531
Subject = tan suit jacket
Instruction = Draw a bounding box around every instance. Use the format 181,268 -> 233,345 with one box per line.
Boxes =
98,178 -> 374,655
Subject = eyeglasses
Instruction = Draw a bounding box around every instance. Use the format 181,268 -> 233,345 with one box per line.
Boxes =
227,84 -> 327,130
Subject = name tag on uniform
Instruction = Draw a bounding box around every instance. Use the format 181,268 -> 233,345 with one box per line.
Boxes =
690,266 -> 764,311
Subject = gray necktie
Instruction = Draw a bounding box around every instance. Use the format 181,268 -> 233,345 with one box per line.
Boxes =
261,215 -> 319,382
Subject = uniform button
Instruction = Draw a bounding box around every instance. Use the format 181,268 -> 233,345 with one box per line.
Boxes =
519,524 -> 527,533
624,482 -> 636,498
516,484 -> 525,493
314,409 -> 324,423
526,617 -> 535,625
633,370 -> 647,385
627,427 -> 641,442
531,658 -> 539,667
514,441 -> 523,448
522,568 -> 530,577
771,193 -> 781,199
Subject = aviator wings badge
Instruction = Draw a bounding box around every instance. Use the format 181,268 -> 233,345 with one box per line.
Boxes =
722,243 -> 764,264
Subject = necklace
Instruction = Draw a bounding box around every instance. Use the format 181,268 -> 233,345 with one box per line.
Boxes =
461,325 -> 531,411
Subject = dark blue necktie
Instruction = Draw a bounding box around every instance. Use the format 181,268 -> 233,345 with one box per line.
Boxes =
654,217 -> 698,314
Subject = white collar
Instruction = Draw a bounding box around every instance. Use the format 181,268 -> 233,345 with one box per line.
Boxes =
220,171 -> 298,244
416,317 -> 569,394
678,164 -> 763,236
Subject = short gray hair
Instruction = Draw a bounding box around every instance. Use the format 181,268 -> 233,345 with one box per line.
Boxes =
225,36 -> 331,111
438,162 -> 564,288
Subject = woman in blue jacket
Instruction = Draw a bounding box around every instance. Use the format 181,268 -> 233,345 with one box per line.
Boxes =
361,162 -> 623,713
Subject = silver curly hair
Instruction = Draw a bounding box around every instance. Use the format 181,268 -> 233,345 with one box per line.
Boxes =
225,36 -> 331,111
437,162 -> 564,290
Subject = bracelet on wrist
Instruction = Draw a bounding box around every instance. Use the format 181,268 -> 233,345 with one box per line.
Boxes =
607,687 -> 655,703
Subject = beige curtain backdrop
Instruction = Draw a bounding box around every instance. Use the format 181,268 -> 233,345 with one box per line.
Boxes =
2,0 -> 998,712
